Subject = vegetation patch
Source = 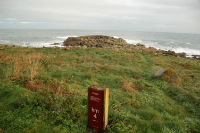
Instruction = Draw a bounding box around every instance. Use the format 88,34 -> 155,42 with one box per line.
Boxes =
0,47 -> 199,132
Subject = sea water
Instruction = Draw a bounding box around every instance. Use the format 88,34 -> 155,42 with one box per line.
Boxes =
0,29 -> 200,56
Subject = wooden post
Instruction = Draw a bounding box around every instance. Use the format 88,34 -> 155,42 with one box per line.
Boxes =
88,85 -> 109,132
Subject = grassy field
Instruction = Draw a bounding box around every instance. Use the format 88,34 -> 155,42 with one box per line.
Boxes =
0,47 -> 199,133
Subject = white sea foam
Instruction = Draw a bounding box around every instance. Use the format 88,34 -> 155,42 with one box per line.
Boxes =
172,47 -> 200,56
113,36 -> 119,38
148,44 -> 200,56
57,35 -> 78,39
124,38 -> 200,56
23,41 -> 64,48
125,39 -> 142,44
22,35 -> 76,48
29,42 -> 51,48
146,43 -> 200,56
0,40 -> 10,43
186,43 -> 191,45
57,36 -> 69,39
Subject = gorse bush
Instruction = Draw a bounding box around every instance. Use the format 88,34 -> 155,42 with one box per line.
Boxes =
0,47 -> 200,132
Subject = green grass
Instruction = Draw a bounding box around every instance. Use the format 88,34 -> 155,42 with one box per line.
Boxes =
0,47 -> 200,132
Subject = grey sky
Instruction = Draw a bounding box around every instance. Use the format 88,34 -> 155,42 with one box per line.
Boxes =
0,0 -> 200,33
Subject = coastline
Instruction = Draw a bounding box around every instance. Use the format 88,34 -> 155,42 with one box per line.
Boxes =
1,29 -> 200,57
1,40 -> 199,60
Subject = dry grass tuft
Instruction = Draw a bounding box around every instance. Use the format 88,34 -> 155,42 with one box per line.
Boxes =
0,51 -> 12,64
25,80 -> 67,96
29,60 -> 40,80
25,81 -> 41,92
121,78 -> 139,97
58,59 -> 63,65
113,48 -> 119,52
1,51 -> 45,81
70,63 -> 76,68
95,64 -> 103,71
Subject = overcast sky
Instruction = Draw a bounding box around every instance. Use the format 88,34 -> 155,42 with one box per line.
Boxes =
0,0 -> 200,33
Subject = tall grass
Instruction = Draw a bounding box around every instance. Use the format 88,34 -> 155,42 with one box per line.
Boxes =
0,50 -> 44,81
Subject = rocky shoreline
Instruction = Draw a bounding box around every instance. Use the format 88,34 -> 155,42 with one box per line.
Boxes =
63,35 -> 199,60
0,44 -> 23,48
1,35 -> 199,60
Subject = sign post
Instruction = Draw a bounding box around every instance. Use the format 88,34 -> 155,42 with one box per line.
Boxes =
88,85 -> 109,132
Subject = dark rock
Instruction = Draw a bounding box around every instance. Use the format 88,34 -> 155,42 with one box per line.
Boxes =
192,55 -> 200,60
160,50 -> 177,57
50,43 -> 61,45
63,35 -> 127,48
177,52 -> 186,58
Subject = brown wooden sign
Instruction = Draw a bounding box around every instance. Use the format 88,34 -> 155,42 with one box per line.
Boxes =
88,85 -> 109,132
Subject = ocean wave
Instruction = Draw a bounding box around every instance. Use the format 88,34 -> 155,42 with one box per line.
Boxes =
146,43 -> 200,56
22,41 -> 64,48
144,43 -> 200,56
172,47 -> 200,56
124,38 -> 200,56
0,40 -> 10,43
125,39 -> 142,44
185,43 -> 191,45
57,36 -> 78,39
113,36 -> 119,38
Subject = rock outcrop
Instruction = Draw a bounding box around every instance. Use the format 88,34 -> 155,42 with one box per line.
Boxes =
154,68 -> 181,82
63,36 -> 167,54
192,55 -> 200,60
63,35 -> 127,48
